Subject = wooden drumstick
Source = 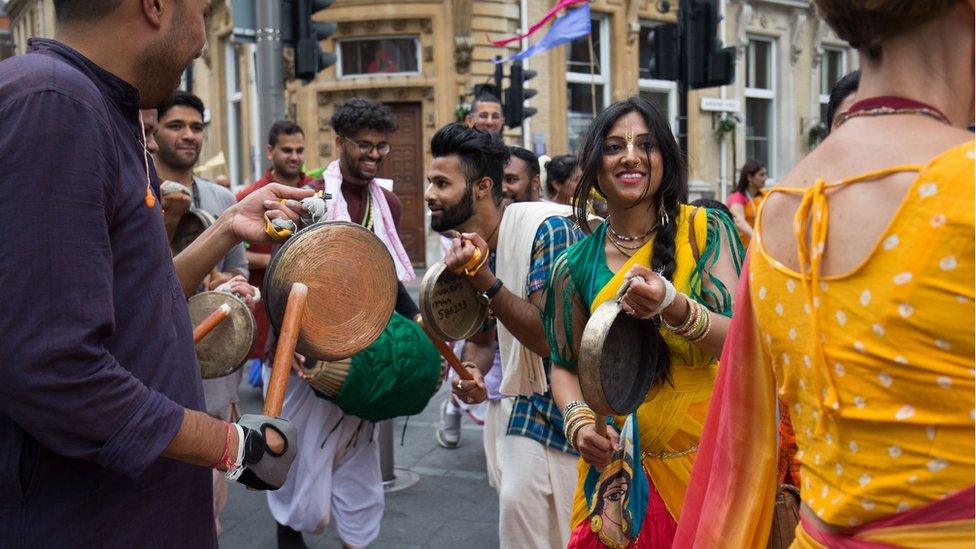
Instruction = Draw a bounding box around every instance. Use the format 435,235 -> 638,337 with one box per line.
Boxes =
192,303 -> 232,344
417,319 -> 474,381
595,418 -> 607,437
263,283 -> 309,417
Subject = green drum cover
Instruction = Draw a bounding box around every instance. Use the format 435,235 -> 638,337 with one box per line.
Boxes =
333,312 -> 441,421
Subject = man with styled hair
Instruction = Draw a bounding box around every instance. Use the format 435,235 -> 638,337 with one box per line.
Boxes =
267,97 -> 419,549
426,123 -> 584,548
0,0 -> 305,546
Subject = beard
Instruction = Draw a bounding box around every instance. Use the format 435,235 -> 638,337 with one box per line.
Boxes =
340,149 -> 381,184
431,183 -> 475,232
156,143 -> 200,171
136,10 -> 200,107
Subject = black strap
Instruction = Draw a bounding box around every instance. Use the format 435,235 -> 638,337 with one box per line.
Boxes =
484,278 -> 504,301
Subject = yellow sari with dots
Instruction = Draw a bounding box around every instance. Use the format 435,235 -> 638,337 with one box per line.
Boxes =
676,141 -> 975,548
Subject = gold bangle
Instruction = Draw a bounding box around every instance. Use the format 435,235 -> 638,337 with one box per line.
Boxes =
662,294 -> 696,333
688,310 -> 712,343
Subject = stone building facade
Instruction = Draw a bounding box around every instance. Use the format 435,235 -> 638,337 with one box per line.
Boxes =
8,0 -> 856,265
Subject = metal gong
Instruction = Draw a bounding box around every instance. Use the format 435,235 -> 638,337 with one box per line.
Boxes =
419,262 -> 490,342
264,221 -> 397,361
171,208 -> 215,256
188,291 -> 256,379
578,299 -> 660,418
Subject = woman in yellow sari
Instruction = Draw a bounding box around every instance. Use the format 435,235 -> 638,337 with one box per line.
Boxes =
544,96 -> 743,548
675,1 -> 974,547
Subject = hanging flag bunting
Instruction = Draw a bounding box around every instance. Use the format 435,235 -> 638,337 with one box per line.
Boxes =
493,3 -> 591,64
488,0 -> 587,47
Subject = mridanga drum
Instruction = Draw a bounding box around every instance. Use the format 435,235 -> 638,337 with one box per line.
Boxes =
578,280 -> 664,433
188,291 -> 256,379
264,220 -> 397,361
419,261 -> 490,341
299,312 -> 441,422
171,208 -> 215,256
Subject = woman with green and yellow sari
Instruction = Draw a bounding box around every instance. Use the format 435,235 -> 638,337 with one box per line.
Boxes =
544,97 -> 743,548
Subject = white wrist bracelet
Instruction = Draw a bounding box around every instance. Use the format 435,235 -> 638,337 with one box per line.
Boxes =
224,424 -> 246,481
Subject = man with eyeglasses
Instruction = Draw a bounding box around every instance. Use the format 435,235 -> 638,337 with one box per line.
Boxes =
466,93 -> 505,135
267,97 -> 419,549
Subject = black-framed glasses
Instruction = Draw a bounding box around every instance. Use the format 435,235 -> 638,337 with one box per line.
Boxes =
341,135 -> 391,156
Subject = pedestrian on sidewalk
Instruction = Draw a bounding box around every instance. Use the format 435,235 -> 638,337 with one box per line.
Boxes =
435,145 -> 543,456
0,1 -> 304,546
677,1 -> 975,546
427,124 -> 583,548
265,98 -> 421,549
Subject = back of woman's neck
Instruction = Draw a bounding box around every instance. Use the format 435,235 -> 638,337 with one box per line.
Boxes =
858,17 -> 974,128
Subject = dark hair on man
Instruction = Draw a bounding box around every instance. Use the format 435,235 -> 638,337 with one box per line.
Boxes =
268,121 -> 305,147
545,154 -> 577,196
157,90 -> 206,121
825,70 -> 861,133
431,123 -> 508,204
330,98 -> 398,137
53,0 -> 123,22
507,146 -> 540,179
470,93 -> 502,114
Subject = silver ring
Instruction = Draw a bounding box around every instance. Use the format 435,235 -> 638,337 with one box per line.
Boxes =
457,379 -> 463,389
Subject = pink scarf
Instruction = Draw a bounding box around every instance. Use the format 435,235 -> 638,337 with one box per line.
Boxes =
322,160 -> 416,282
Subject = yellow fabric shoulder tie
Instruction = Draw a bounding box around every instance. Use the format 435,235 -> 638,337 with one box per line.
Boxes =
766,165 -> 924,434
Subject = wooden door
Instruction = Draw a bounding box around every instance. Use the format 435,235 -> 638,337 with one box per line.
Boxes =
378,102 -> 426,267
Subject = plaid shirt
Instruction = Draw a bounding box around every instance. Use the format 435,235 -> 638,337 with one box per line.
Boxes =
506,215 -> 582,455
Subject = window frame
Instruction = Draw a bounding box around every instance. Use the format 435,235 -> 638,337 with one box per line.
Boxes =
336,35 -> 422,79
566,14 -> 611,152
224,40 -> 245,189
744,36 -> 777,177
819,46 -> 848,118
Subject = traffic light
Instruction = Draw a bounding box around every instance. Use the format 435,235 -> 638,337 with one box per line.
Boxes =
504,61 -> 538,128
282,0 -> 337,83
683,0 -> 734,89
646,23 -> 679,81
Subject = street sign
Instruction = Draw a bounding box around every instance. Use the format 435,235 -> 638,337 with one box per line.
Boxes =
699,97 -> 741,112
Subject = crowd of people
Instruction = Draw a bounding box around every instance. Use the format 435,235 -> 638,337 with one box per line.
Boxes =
0,1 -> 972,549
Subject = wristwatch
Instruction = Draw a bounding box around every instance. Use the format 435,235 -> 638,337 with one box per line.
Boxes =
483,278 -> 504,302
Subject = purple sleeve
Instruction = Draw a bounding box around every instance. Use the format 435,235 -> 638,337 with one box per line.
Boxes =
0,91 -> 183,479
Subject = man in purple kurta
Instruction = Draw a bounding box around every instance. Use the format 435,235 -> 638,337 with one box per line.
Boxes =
0,1 -> 308,546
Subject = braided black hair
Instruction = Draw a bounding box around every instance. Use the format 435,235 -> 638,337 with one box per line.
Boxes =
572,96 -> 686,386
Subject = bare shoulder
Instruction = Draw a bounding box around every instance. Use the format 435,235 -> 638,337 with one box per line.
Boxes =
778,120 -> 972,190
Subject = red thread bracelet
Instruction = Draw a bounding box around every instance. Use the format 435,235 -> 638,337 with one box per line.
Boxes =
213,423 -> 234,471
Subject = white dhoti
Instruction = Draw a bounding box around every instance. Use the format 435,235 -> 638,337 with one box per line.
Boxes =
263,368 -> 383,548
497,433 -> 578,549
483,397 -> 513,491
